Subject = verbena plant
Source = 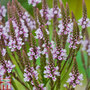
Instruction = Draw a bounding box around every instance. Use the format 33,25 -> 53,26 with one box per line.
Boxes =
0,0 -> 90,90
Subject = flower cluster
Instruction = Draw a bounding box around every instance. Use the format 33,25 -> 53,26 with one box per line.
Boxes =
0,20 -> 24,52
67,22 -> 83,49
8,38 -> 17,52
28,0 -> 41,7
0,60 -> 15,77
44,63 -> 60,81
67,33 -> 82,49
0,64 -> 6,77
12,19 -> 25,50
64,72 -> 83,88
58,21 -> 73,35
24,66 -> 46,90
22,12 -> 36,30
3,18 -> 29,51
78,18 -> 90,29
0,24 -> 9,46
0,5 -> 7,21
1,48 -> 6,56
35,28 -> 43,39
81,40 -> 90,56
87,44 -> 90,56
35,28 -> 49,39
5,21 -> 16,51
20,19 -> 29,38
27,47 -> 41,60
42,41 -> 67,60
24,66 -> 38,82
40,7 -> 61,20
33,84 -> 46,90
5,60 -> 15,73
40,7 -> 61,25
42,43 -> 48,58
41,41 -> 55,58
52,48 -> 67,60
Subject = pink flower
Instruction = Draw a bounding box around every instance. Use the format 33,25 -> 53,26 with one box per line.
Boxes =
0,5 -> 7,21
1,48 -> 6,56
28,0 -> 41,7
24,66 -> 38,82
44,64 -> 60,81
64,72 -> 83,88
27,47 -> 41,60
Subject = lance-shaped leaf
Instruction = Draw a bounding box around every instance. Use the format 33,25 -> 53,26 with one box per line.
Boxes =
12,72 -> 30,89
